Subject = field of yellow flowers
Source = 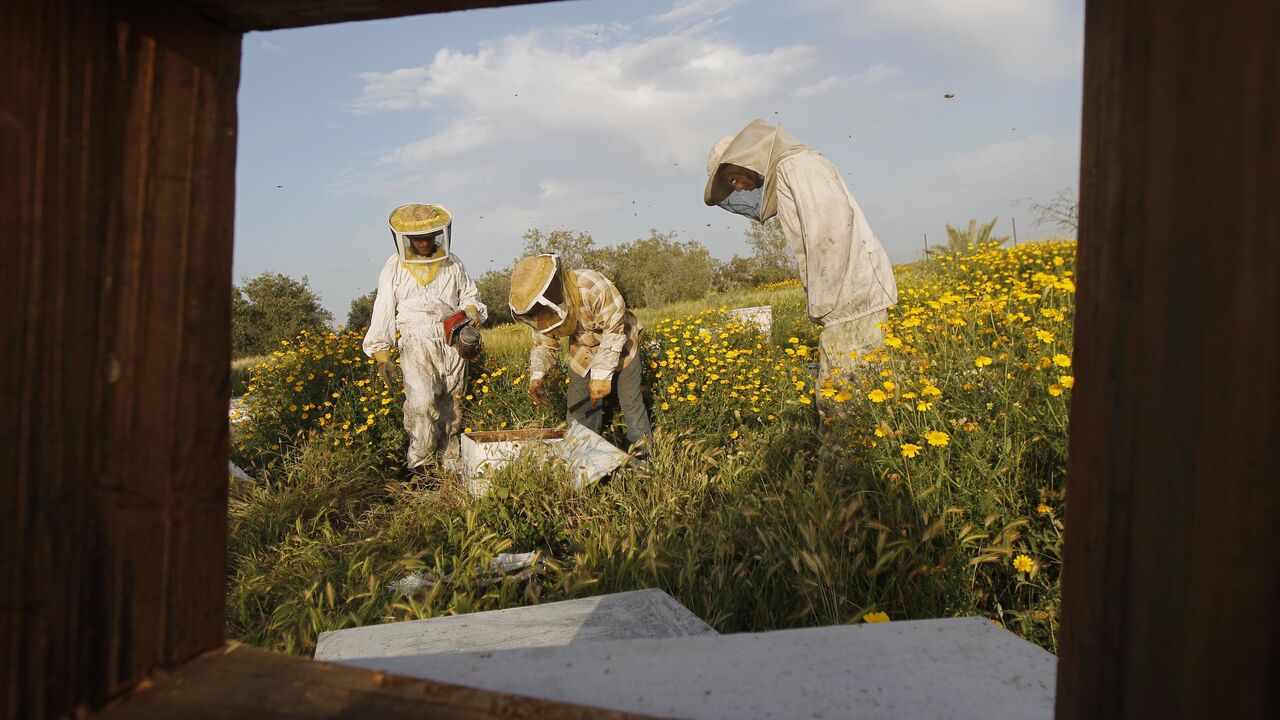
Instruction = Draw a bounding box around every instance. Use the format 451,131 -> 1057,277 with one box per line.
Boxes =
228,239 -> 1073,655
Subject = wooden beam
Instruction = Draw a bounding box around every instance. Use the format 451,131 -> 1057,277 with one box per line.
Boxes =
1,1 -> 240,717
1057,0 -> 1280,718
184,0 -> 564,31
92,644 -> 659,719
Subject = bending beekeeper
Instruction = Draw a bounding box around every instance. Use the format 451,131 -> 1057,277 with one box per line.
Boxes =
704,119 -> 898,390
363,203 -> 486,477
508,254 -> 652,457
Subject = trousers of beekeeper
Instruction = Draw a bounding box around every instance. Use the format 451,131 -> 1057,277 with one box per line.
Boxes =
818,309 -> 888,389
363,254 -> 487,471
399,331 -> 467,469
565,357 -> 652,452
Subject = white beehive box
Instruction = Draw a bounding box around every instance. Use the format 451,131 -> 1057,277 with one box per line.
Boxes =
460,421 -> 629,497
726,305 -> 773,336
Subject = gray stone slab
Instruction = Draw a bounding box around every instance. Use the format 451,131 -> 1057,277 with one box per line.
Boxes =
323,616 -> 1056,720
315,588 -> 716,662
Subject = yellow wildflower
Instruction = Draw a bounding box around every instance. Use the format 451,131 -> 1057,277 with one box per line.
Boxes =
1013,554 -> 1034,573
923,430 -> 950,447
900,443 -> 922,459
863,611 -> 890,624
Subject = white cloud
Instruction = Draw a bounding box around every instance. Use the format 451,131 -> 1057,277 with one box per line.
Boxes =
260,39 -> 284,53
349,26 -> 830,182
538,179 -> 573,197
794,63 -> 901,97
803,0 -> 1081,81
378,118 -> 498,168
651,0 -> 742,25
946,134 -> 1065,180
352,66 -> 434,112
885,132 -> 1080,250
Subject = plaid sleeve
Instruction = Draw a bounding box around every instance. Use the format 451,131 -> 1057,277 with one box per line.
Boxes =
577,271 -> 629,379
528,328 -> 560,379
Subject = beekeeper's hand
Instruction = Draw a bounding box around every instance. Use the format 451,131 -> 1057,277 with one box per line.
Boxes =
589,378 -> 612,404
529,377 -> 550,406
464,303 -> 483,326
373,350 -> 401,389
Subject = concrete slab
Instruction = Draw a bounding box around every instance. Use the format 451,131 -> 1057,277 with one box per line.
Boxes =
315,588 -> 716,662
323,616 -> 1056,720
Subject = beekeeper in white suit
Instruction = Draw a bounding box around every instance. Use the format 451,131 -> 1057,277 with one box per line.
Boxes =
704,119 -> 897,390
363,203 -> 487,477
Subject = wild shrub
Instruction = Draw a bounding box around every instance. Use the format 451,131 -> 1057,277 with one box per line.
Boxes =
228,240 -> 1075,654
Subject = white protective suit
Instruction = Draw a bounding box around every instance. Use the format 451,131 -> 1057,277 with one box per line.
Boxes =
363,229 -> 487,471
706,119 -> 898,385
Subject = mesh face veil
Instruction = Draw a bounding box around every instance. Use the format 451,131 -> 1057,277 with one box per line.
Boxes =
388,203 -> 452,264
717,187 -> 764,221
509,254 -> 571,334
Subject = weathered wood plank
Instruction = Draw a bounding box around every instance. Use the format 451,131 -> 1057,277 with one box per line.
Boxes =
1057,0 -> 1280,718
1,2 -> 240,717
93,644 -> 661,719
184,0 -> 560,31
102,7 -> 241,684
2,2 -> 116,717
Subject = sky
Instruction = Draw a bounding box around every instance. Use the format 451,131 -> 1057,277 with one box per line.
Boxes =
235,0 -> 1084,319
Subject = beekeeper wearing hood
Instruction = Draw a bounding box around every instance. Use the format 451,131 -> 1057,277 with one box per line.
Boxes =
363,203 -> 487,476
509,254 -> 652,456
705,119 -> 898,389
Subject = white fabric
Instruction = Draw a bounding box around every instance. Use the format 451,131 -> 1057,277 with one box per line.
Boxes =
363,252 -> 487,469
399,334 -> 467,468
818,308 -> 888,388
363,253 -> 487,354
706,136 -> 733,177
704,119 -> 811,221
773,151 -> 897,326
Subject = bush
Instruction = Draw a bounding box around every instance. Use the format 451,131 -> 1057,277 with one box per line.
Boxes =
231,330 -> 406,481
228,240 -> 1076,655
593,230 -> 717,308
230,355 -> 265,396
346,290 -> 376,334
232,272 -> 334,358
475,269 -> 512,326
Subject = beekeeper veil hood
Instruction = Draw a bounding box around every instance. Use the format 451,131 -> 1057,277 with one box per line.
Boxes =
704,119 -> 811,222
389,203 -> 451,264
509,254 -> 582,337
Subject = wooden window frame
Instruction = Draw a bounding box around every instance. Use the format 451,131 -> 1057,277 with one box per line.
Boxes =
3,1 -> 1277,717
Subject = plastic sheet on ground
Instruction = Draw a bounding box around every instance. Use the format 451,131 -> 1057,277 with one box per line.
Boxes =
386,551 -> 544,596
460,420 -> 629,496
228,460 -> 254,483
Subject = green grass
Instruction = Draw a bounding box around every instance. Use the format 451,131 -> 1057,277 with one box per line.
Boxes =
228,243 -> 1073,655
231,355 -> 268,397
